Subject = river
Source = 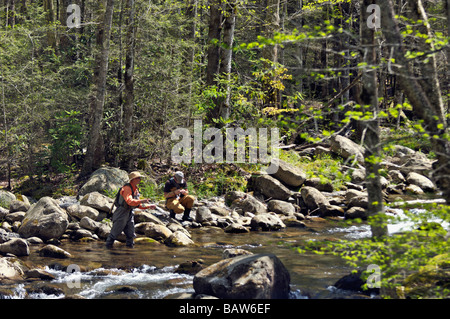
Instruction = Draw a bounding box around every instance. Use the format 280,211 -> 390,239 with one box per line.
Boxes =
6,218 -> 368,299
5,197 -> 447,299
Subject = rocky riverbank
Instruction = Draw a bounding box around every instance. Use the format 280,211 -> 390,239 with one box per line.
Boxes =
0,135 -> 443,299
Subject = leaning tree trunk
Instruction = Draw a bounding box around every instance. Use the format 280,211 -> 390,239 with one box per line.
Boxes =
82,0 -> 115,176
378,0 -> 450,203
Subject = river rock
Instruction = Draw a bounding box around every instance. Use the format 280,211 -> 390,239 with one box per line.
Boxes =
250,213 -> 286,231
330,135 -> 364,164
143,223 -> 173,241
344,207 -> 368,220
0,191 -> 16,210
0,257 -> 27,281
300,186 -> 329,211
224,223 -> 250,233
270,159 -> 306,187
348,195 -> 369,209
267,200 -> 295,216
0,238 -> 30,256
66,204 -> 100,221
225,191 -> 246,205
9,200 -> 30,213
18,197 -> 69,241
5,211 -> 26,223
231,194 -> 267,215
38,244 -> 72,259
134,210 -> 164,225
193,253 -> 290,299
80,192 -> 114,212
388,170 -> 406,184
304,177 -> 333,192
406,172 -> 436,192
164,230 -> 194,247
252,174 -> 291,201
319,204 -> 345,217
195,207 -> 213,223
405,184 -> 424,195
78,167 -> 129,196
79,216 -> 101,232
222,248 -> 253,259
210,206 -> 231,217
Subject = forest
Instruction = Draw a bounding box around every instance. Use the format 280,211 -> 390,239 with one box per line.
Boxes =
0,0 -> 449,199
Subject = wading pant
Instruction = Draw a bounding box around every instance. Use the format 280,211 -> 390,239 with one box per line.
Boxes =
105,207 -> 135,247
166,195 -> 195,214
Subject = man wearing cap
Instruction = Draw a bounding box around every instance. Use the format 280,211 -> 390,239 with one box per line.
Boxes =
164,171 -> 195,221
106,171 -> 155,248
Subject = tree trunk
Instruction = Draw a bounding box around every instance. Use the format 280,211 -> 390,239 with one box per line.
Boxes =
360,0 -> 387,238
205,0 -> 222,87
82,0 -> 115,176
216,0 -> 236,120
378,0 -> 450,203
122,0 -> 136,170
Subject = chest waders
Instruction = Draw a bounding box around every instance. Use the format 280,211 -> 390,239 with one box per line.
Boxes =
105,184 -> 139,248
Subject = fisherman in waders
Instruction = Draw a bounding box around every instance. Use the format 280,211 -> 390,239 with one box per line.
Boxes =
106,171 -> 155,248
164,171 -> 195,221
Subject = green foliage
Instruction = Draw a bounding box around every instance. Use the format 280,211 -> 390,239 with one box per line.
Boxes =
280,150 -> 350,191
299,203 -> 450,298
49,110 -> 83,173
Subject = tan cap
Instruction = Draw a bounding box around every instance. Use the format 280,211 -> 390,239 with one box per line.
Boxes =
128,171 -> 143,181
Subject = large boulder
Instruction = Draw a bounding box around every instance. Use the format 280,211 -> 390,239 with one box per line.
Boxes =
66,204 -> 100,221
195,207 -> 213,224
78,167 -> 129,196
270,160 -> 306,187
0,238 -> 30,256
252,174 -> 291,200
406,172 -> 436,192
267,200 -> 295,216
231,195 -> 267,215
300,186 -> 329,211
79,192 -> 114,212
250,213 -> 286,231
330,135 -> 364,164
0,191 -> 16,209
18,197 -> 69,241
193,253 -> 290,299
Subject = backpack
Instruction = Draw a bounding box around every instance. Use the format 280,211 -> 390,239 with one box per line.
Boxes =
107,183 -> 132,218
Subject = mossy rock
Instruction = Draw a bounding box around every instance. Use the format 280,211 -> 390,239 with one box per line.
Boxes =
403,253 -> 450,298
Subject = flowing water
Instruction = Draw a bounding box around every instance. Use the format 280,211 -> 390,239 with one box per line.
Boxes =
6,219 -> 365,299
5,197 -> 448,299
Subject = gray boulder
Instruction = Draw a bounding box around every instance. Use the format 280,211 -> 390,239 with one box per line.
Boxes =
406,172 -> 436,192
66,204 -> 100,221
270,159 -> 306,187
78,167 -> 129,196
80,192 -> 114,212
195,207 -> 213,224
253,174 -> 291,200
193,253 -> 290,299
231,195 -> 267,215
330,135 -> 364,164
18,197 -> 69,241
250,213 -> 286,231
0,238 -> 30,256
300,186 -> 329,211
267,200 -> 296,216
164,230 -> 194,247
